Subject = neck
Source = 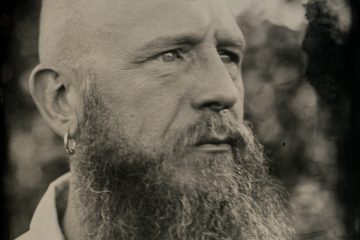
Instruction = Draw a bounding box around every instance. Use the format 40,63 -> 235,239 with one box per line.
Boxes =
62,180 -> 82,240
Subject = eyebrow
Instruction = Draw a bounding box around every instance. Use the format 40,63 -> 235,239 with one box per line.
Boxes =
134,32 -> 246,55
135,33 -> 205,54
217,37 -> 247,54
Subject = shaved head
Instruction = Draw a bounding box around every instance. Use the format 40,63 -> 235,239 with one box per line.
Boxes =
38,0 -> 243,68
38,0 -> 122,92
40,0 -> 83,64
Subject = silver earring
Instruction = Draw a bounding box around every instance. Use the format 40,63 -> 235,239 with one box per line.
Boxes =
64,131 -> 76,154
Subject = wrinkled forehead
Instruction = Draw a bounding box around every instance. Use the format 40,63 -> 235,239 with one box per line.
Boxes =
40,0 -> 244,65
81,0 -> 236,25
95,0 -> 243,48
85,0 -> 243,38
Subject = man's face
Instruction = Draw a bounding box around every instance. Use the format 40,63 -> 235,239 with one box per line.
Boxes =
84,0 -> 245,161
68,0 -> 293,239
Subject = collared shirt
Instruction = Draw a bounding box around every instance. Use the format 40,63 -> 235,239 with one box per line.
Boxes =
16,173 -> 70,240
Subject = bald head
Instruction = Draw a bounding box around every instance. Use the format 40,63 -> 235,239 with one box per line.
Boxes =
39,0 -> 110,67
32,0 -> 246,136
39,0 -> 242,67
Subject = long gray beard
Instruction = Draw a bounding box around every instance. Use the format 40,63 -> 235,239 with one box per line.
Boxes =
70,89 -> 294,240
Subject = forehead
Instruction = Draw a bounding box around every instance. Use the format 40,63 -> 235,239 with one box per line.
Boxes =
87,0 -> 244,52
95,0 -> 239,28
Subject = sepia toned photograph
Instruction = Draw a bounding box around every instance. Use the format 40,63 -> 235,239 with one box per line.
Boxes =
1,0 -> 359,239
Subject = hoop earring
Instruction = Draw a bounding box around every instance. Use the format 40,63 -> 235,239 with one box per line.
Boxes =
64,131 -> 76,154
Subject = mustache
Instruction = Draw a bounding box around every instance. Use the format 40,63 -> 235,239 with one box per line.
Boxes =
163,111 -> 247,155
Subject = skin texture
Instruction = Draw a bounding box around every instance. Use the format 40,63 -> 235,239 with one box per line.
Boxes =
86,0 -> 246,157
31,0 -> 245,141
29,0 -> 294,239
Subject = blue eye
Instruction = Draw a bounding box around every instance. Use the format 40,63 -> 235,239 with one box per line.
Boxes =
157,50 -> 183,62
218,50 -> 240,64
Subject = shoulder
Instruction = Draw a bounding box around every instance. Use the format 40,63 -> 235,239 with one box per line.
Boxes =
15,232 -> 31,240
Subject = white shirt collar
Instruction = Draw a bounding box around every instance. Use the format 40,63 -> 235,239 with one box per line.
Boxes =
16,173 -> 70,240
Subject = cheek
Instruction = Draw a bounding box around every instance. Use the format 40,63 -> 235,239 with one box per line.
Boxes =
96,68 -> 189,146
132,86 -> 187,145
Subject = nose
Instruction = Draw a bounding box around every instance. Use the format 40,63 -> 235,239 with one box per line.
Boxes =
191,53 -> 242,112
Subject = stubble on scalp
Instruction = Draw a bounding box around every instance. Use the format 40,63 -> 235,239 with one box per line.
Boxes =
69,84 -> 294,240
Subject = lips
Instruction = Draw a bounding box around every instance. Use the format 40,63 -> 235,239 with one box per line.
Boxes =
196,137 -> 230,146
195,137 -> 232,153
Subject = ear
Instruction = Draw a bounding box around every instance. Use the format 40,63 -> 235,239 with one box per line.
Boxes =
29,65 -> 80,137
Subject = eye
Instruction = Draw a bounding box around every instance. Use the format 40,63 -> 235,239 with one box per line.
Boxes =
156,49 -> 183,62
218,50 -> 240,64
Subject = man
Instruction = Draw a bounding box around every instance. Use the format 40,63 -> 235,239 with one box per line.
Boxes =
18,0 -> 294,239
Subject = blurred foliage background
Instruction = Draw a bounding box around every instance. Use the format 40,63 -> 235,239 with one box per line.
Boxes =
1,0 -> 359,239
